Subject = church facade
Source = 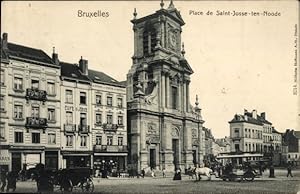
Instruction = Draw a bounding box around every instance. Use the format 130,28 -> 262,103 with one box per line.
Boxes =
126,1 -> 205,172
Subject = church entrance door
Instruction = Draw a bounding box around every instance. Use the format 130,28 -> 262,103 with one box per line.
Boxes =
149,148 -> 156,169
172,139 -> 179,169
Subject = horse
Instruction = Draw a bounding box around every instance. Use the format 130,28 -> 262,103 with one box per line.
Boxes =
194,167 -> 215,181
186,167 -> 196,179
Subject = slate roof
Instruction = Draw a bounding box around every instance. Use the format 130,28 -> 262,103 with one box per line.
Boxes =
257,114 -> 272,125
119,80 -> 127,87
1,37 -> 125,88
60,62 -> 90,82
229,114 -> 263,125
272,127 -> 281,134
88,69 -> 125,88
60,62 -> 125,87
229,111 -> 272,125
2,42 -> 56,66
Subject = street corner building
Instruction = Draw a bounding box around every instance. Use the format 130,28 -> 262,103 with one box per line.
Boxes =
228,109 -> 283,165
0,33 -> 127,173
0,33 -> 62,172
126,1 -> 205,172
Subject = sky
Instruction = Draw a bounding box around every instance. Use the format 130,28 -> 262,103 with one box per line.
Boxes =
2,1 -> 299,138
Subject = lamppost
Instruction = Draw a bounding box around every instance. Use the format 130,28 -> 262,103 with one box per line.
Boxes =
269,138 -> 275,178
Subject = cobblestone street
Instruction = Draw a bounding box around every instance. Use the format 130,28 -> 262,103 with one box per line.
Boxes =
9,169 -> 300,194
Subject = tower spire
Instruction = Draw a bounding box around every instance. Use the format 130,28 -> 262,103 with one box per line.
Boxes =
53,46 -> 55,54
133,8 -> 137,19
195,94 -> 201,115
195,94 -> 199,107
168,0 -> 175,9
160,0 -> 164,9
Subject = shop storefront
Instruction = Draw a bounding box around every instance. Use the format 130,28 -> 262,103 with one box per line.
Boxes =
93,145 -> 128,172
45,150 -> 59,169
61,151 -> 92,168
0,148 -> 10,172
9,146 -> 44,172
93,153 -> 127,177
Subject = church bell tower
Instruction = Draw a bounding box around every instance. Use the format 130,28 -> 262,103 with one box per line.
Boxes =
127,0 -> 204,172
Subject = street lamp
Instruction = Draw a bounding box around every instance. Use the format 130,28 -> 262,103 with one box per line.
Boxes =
269,138 -> 275,178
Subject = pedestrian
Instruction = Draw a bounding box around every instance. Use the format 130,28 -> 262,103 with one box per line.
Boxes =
287,162 -> 293,177
117,166 -> 120,178
141,168 -> 145,178
6,171 -> 17,192
151,169 -> 155,178
259,162 -> 263,175
216,164 -> 221,178
173,168 -> 181,180
162,168 -> 166,178
0,169 -> 7,192
36,163 -> 53,192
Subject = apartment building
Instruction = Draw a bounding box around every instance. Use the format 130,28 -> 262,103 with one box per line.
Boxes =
58,55 -> 127,171
1,33 -> 61,172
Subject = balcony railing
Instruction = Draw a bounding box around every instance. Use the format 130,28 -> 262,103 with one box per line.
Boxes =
232,136 -> 241,140
64,124 -> 76,133
103,124 -> 118,131
25,117 -> 47,129
94,145 -> 127,152
26,88 -> 47,101
78,125 -> 90,133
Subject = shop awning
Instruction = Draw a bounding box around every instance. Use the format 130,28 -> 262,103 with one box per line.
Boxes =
94,153 -> 128,156
61,151 -> 93,156
9,145 -> 45,153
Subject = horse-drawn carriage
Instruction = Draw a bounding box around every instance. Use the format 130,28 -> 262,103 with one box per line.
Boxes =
34,164 -> 94,192
53,167 -> 94,192
220,166 -> 258,182
216,153 -> 262,182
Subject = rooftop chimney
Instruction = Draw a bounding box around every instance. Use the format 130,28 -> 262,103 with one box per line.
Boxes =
261,112 -> 266,119
252,109 -> 257,119
52,47 -> 59,65
79,56 -> 88,75
2,33 -> 8,50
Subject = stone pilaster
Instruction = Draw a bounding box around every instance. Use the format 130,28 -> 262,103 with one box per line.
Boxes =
140,150 -> 148,169
136,113 -> 141,171
161,72 -> 165,108
183,81 -> 186,112
166,74 -> 170,108
141,121 -> 146,150
178,81 -> 182,111
186,80 -> 190,112
133,25 -> 138,57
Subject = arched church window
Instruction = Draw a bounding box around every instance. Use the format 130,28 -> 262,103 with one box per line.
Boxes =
143,22 -> 157,55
